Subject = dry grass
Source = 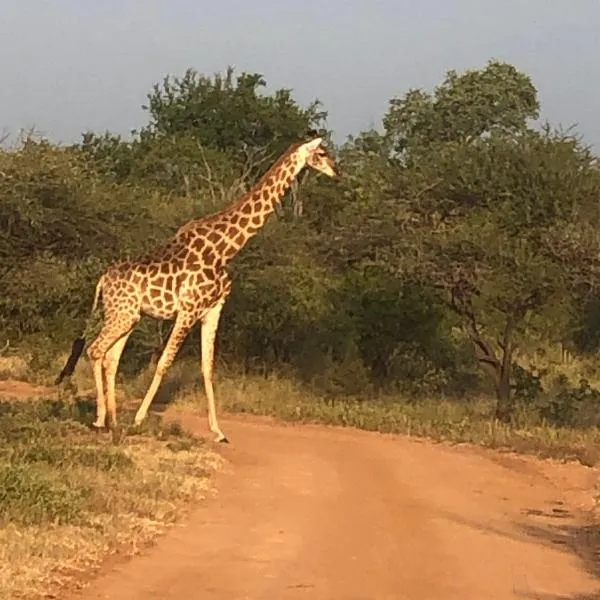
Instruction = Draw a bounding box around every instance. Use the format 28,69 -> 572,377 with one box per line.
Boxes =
0,354 -> 30,381
39,352 -> 600,468
11,350 -> 600,469
131,360 -> 600,468
0,394 -> 221,600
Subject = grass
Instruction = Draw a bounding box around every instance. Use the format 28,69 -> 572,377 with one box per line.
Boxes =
140,360 -> 600,468
0,394 -> 221,600
44,353 -> 600,467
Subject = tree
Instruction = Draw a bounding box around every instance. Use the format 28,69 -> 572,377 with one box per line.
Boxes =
334,62 -> 600,420
79,66 -> 329,209
142,66 -> 327,173
0,139 -> 186,343
383,59 -> 540,155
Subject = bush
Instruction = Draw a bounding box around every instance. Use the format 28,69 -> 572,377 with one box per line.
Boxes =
541,378 -> 600,429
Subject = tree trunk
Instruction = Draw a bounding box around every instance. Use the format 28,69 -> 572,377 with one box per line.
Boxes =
468,317 -> 515,423
494,318 -> 515,423
494,348 -> 513,423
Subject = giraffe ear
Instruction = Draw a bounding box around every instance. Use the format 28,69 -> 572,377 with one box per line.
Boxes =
302,137 -> 323,153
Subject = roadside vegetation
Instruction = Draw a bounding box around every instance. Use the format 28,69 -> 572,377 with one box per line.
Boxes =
0,390 -> 219,600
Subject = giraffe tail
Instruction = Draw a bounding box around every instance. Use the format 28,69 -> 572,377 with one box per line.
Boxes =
54,276 -> 104,385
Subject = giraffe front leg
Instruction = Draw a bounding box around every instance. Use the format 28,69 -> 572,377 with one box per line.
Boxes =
201,300 -> 228,443
133,313 -> 194,427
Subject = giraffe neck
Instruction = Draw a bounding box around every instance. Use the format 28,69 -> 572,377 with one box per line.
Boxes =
205,147 -> 304,263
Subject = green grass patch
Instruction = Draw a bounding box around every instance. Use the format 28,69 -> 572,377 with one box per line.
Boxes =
0,395 -> 221,600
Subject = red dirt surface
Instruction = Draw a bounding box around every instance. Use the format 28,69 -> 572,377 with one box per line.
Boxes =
64,405 -> 600,600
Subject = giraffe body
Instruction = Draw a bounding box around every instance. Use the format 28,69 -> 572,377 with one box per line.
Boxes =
56,136 -> 337,442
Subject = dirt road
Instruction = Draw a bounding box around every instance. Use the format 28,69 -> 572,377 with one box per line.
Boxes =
69,410 -> 599,600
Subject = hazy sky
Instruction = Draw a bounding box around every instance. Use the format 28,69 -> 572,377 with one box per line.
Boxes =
2,0 -> 599,147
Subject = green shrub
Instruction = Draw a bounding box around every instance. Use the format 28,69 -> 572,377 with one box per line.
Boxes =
541,378 -> 600,428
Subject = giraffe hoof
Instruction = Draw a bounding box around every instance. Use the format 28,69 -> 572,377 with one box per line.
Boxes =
217,436 -> 229,444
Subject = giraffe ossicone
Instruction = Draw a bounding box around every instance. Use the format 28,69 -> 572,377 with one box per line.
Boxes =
55,135 -> 338,442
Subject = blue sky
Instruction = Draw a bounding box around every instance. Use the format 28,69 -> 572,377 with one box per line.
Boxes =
2,0 -> 599,147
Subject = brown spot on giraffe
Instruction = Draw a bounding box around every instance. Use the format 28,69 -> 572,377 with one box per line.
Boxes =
186,255 -> 201,270
215,241 -> 228,254
55,135 -> 338,442
202,249 -> 216,265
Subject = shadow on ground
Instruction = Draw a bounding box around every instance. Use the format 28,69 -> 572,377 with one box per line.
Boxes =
519,592 -> 600,599
437,504 -> 600,599
516,517 -> 600,600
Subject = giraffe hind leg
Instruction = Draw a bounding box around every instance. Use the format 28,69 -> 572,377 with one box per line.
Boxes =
90,355 -> 107,429
103,331 -> 133,430
87,317 -> 138,429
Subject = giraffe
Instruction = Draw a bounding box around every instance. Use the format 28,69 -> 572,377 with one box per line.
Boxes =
55,135 -> 338,442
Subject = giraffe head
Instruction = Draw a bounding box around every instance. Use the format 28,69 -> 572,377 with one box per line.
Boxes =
297,137 -> 338,178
